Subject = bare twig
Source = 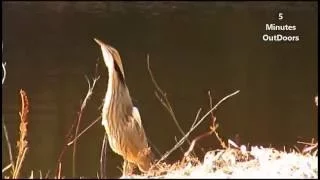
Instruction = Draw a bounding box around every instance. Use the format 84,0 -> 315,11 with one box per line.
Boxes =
208,91 -> 227,149
2,119 -> 15,173
298,139 -> 318,154
184,92 -> 226,159
154,90 -> 240,165
2,164 -> 12,173
56,113 -> 100,170
44,170 -> 50,179
147,54 -> 190,145
2,42 -> 6,85
208,91 -> 215,122
227,139 -> 239,149
192,108 -> 206,155
72,75 -> 100,177
57,162 -> 62,179
2,62 -> 6,84
179,108 -> 205,158
303,143 -> 318,154
174,136 -> 185,153
192,108 -> 202,128
13,90 -> 30,179
293,146 -> 301,153
297,140 -> 317,146
56,63 -> 101,178
100,133 -> 108,179
29,170 -> 34,179
184,128 -> 215,159
148,137 -> 163,158
55,114 -> 78,176
67,116 -> 102,146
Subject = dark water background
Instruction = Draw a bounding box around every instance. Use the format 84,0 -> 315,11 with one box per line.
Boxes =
2,2 -> 318,178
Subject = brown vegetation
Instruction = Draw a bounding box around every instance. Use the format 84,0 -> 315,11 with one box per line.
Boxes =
1,57 -> 317,179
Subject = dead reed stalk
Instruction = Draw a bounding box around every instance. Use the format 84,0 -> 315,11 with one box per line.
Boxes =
55,62 -> 100,178
153,90 -> 240,167
2,62 -> 6,85
12,89 -> 30,178
71,75 -> 100,177
2,119 -> 15,174
147,54 -> 191,146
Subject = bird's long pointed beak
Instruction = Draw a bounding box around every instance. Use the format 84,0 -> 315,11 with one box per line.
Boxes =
94,38 -> 126,78
94,38 -> 114,68
94,38 -> 107,48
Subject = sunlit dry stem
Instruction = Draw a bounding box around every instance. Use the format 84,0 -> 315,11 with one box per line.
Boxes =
72,75 -> 100,177
208,91 -> 227,149
184,128 -> 215,159
57,162 -> 61,179
228,139 -> 239,149
154,90 -> 240,166
2,43 -> 6,85
44,170 -> 50,179
2,164 -> 12,173
192,108 -> 202,128
100,133 -> 108,178
208,91 -> 215,123
13,90 -> 29,179
147,54 -> 191,145
29,170 -> 34,179
297,141 -> 318,146
67,116 -> 102,146
2,120 -> 15,173
2,62 -> 6,84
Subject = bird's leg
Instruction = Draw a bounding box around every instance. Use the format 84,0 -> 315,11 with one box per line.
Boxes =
122,160 -> 136,176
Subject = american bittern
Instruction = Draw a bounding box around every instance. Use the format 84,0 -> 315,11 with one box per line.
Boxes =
94,38 -> 153,175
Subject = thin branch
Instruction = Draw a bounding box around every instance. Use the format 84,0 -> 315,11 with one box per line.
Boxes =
148,137 -> 163,158
100,133 -> 108,179
2,119 -> 15,173
192,108 -> 202,128
184,128 -> 215,159
56,62 -> 101,177
154,90 -> 240,165
174,136 -> 185,154
191,108 -> 206,155
303,143 -> 317,154
67,116 -> 102,146
2,62 -> 6,85
2,164 -> 12,173
72,75 -> 100,177
297,141 -> 317,146
29,170 -> 34,179
184,93 -> 223,159
208,91 -> 215,123
44,170 -> 50,179
147,54 -> 190,145
2,42 -> 6,85
57,162 -> 62,179
208,91 -> 227,149
55,114 -> 78,176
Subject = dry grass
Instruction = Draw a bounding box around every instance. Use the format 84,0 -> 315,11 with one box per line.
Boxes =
2,89 -> 318,179
2,90 -> 30,179
125,145 -> 317,179
1,54 -> 317,179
